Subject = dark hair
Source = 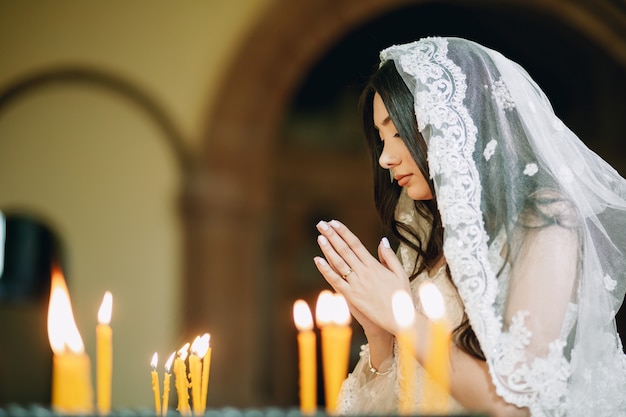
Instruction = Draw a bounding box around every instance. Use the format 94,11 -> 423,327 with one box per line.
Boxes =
359,60 -> 486,361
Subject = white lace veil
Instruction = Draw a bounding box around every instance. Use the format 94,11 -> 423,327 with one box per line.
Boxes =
380,37 -> 626,416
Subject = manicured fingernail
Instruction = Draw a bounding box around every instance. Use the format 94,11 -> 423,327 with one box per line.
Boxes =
318,235 -> 329,245
381,237 -> 391,248
317,221 -> 329,231
329,220 -> 341,229
314,257 -> 328,267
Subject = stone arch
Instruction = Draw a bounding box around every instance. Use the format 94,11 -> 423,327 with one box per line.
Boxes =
0,66 -> 191,175
184,0 -> 626,406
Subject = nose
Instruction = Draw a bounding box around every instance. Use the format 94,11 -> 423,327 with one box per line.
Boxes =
378,142 -> 399,170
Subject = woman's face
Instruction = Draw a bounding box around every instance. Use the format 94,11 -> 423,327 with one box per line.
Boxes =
373,92 -> 432,201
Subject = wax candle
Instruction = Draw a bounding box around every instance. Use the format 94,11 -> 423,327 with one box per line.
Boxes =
97,291 -> 113,415
189,336 -> 203,415
392,290 -> 416,415
162,352 -> 176,417
174,343 -> 191,416
316,291 -> 351,414
151,353 -> 162,416
419,282 -> 451,414
199,333 -> 211,414
315,291 -> 333,413
47,266 -> 94,415
293,299 -> 317,414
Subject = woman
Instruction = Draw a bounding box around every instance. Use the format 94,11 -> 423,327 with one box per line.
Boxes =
313,37 -> 626,417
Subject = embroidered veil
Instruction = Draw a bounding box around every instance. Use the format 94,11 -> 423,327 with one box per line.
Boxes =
378,37 -> 626,416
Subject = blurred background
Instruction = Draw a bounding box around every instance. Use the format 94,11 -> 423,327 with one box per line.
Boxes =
0,0 -> 625,410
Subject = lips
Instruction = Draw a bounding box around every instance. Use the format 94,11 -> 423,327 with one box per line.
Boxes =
394,174 -> 412,187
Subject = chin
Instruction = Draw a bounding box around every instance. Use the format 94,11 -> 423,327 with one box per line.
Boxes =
407,187 -> 433,201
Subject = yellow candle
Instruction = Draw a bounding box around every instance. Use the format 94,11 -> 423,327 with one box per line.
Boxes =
189,336 -> 203,415
162,352 -> 175,417
174,343 -> 191,416
293,300 -> 317,414
316,291 -> 351,414
151,353 -> 161,416
47,266 -> 94,415
97,291 -> 113,415
199,333 -> 211,413
51,353 -> 94,414
392,290 -> 416,415
419,283 -> 451,414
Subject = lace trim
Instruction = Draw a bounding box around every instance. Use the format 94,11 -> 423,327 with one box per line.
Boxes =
490,77 -> 516,111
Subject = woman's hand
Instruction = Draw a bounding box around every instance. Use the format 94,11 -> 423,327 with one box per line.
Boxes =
313,219 -> 412,336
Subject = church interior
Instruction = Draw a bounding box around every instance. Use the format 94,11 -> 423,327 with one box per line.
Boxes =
0,0 -> 625,410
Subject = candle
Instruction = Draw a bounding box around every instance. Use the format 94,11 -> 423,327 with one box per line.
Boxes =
162,352 -> 175,417
97,291 -> 113,415
392,290 -> 416,415
199,333 -> 211,413
188,337 -> 201,415
189,336 -> 209,415
174,343 -> 191,416
151,353 -> 161,416
316,291 -> 351,414
293,299 -> 317,414
419,283 -> 451,414
47,265 -> 94,414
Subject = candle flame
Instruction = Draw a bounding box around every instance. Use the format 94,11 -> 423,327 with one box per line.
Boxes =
98,291 -> 113,325
178,342 -> 190,361
47,265 -> 85,354
419,282 -> 445,320
331,293 -> 351,326
201,333 -> 210,349
151,352 -> 158,370
199,333 -> 210,357
315,290 -> 334,326
191,334 -> 210,358
293,299 -> 313,331
392,290 -> 415,328
164,352 -> 176,373
190,335 -> 201,354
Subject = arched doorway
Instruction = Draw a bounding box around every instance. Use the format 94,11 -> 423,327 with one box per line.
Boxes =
185,0 -> 626,406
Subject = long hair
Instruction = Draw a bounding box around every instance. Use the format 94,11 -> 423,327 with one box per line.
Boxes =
359,60 -> 485,360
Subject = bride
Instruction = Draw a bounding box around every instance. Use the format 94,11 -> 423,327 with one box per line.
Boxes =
314,37 -> 626,417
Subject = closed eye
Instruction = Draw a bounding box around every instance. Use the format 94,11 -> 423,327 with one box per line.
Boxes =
379,132 -> 400,142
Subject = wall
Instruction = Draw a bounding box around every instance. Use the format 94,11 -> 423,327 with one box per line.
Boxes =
0,0 -> 273,408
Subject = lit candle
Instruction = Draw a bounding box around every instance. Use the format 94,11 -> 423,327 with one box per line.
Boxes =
316,291 -> 351,414
392,290 -> 416,415
419,282 -> 451,414
293,299 -> 317,414
47,265 -> 94,414
97,291 -> 113,415
188,337 -> 201,415
162,352 -> 175,417
189,336 -> 209,415
151,353 -> 161,416
199,333 -> 211,414
174,343 -> 191,416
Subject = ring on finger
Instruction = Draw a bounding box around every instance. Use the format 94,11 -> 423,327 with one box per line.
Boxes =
341,268 -> 353,279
